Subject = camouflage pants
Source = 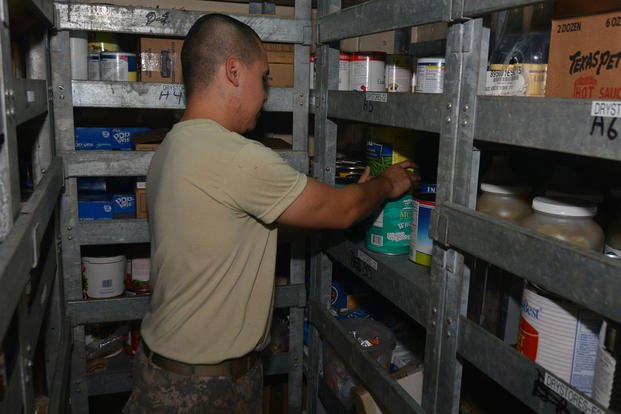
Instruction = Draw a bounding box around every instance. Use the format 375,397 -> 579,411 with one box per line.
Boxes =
123,345 -> 263,414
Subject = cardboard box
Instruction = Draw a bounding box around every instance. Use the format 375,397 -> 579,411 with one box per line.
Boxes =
341,30 -> 396,53
267,63 -> 293,87
264,43 -> 294,64
110,127 -> 151,150
140,37 -> 184,83
546,11 -> 621,99
135,181 -> 148,219
112,193 -> 136,219
352,365 -> 423,414
78,194 -> 113,220
555,0 -> 621,18
75,128 -> 112,150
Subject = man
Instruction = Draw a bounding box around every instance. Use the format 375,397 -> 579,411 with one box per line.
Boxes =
124,13 -> 417,413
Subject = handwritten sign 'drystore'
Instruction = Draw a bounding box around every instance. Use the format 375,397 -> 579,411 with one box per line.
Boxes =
546,11 -> 621,99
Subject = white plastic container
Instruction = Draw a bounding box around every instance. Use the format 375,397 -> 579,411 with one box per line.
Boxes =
82,255 -> 126,298
70,32 -> 88,80
476,183 -> 532,223
349,52 -> 385,92
309,54 -> 315,89
415,57 -> 445,93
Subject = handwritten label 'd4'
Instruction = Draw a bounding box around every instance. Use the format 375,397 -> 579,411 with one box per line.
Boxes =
590,117 -> 618,140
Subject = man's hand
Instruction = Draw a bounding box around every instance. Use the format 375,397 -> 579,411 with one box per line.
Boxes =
371,160 -> 420,199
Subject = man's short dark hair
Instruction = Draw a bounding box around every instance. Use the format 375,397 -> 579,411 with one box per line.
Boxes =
181,13 -> 263,97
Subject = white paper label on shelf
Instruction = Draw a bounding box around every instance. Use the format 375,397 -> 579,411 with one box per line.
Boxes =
365,92 -> 387,103
543,372 -> 605,414
356,249 -> 378,271
591,101 -> 621,118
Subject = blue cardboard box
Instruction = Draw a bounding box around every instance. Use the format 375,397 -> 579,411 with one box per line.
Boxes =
78,194 -> 113,220
110,128 -> 151,150
75,128 -> 112,150
112,193 -> 136,218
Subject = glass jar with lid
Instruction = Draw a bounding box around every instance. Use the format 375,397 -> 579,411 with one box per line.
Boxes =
476,183 -> 533,223
520,196 -> 604,251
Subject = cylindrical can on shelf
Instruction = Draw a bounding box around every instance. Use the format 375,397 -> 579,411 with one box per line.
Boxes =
384,54 -> 412,92
100,52 -> 137,82
87,53 -> 101,80
409,184 -> 436,266
349,52 -> 385,92
338,52 -> 351,91
126,258 -> 151,294
365,194 -> 414,255
82,255 -> 126,298
88,32 -> 119,53
310,54 -> 315,90
415,57 -> 445,93
517,285 -> 602,395
70,31 -> 88,80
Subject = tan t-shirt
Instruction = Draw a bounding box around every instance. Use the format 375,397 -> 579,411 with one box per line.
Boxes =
141,119 -> 307,364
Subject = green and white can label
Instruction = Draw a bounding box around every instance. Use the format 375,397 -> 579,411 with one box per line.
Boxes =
365,194 -> 413,255
410,197 -> 436,266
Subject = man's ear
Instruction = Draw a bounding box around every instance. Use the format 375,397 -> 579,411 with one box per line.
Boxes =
224,55 -> 242,87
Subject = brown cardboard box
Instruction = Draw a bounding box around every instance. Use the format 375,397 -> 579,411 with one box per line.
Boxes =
555,0 -> 620,18
135,182 -> 148,219
352,365 -> 424,414
267,63 -> 294,87
546,11 -> 621,99
264,43 -> 294,64
140,37 -> 184,83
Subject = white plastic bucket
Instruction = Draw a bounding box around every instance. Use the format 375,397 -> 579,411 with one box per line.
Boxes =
350,52 -> 385,92
517,286 -> 602,395
82,255 -> 126,298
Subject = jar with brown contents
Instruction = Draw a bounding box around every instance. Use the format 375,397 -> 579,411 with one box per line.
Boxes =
476,183 -> 532,223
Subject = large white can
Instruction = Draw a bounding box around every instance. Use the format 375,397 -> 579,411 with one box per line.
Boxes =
517,286 -> 602,395
385,55 -> 412,92
338,52 -> 351,91
82,255 -> 127,298
100,52 -> 137,82
349,52 -> 385,92
415,57 -> 445,93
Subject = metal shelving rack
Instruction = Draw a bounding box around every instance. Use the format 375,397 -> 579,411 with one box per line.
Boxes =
308,0 -> 621,413
51,1 -> 311,412
0,0 -> 70,413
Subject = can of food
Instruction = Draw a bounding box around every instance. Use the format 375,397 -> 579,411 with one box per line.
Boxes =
338,52 -> 351,91
82,255 -> 127,298
335,159 -> 366,186
592,321 -> 621,409
409,184 -> 437,266
88,53 -> 101,80
310,54 -> 315,90
517,285 -> 602,395
88,32 -> 119,53
366,194 -> 414,255
100,52 -> 137,82
385,55 -> 412,92
415,57 -> 445,93
366,128 -> 415,176
125,257 -> 150,294
350,52 -> 386,92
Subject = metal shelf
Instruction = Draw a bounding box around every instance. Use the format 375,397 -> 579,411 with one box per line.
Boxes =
64,148 -> 308,177
87,349 -> 291,396
14,79 -> 48,126
431,203 -> 621,324
75,219 -> 150,245
55,3 -> 309,43
72,81 -> 295,112
48,319 -> 72,414
24,0 -> 55,26
317,0 -> 447,43
458,317 -> 606,414
475,96 -> 621,161
324,235 -> 429,328
68,284 -> 306,325
327,91 -> 443,133
25,241 -> 57,347
309,301 -> 425,414
0,159 -> 63,340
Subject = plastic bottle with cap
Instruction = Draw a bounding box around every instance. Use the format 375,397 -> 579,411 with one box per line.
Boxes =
476,183 -> 532,223
520,196 -> 604,251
